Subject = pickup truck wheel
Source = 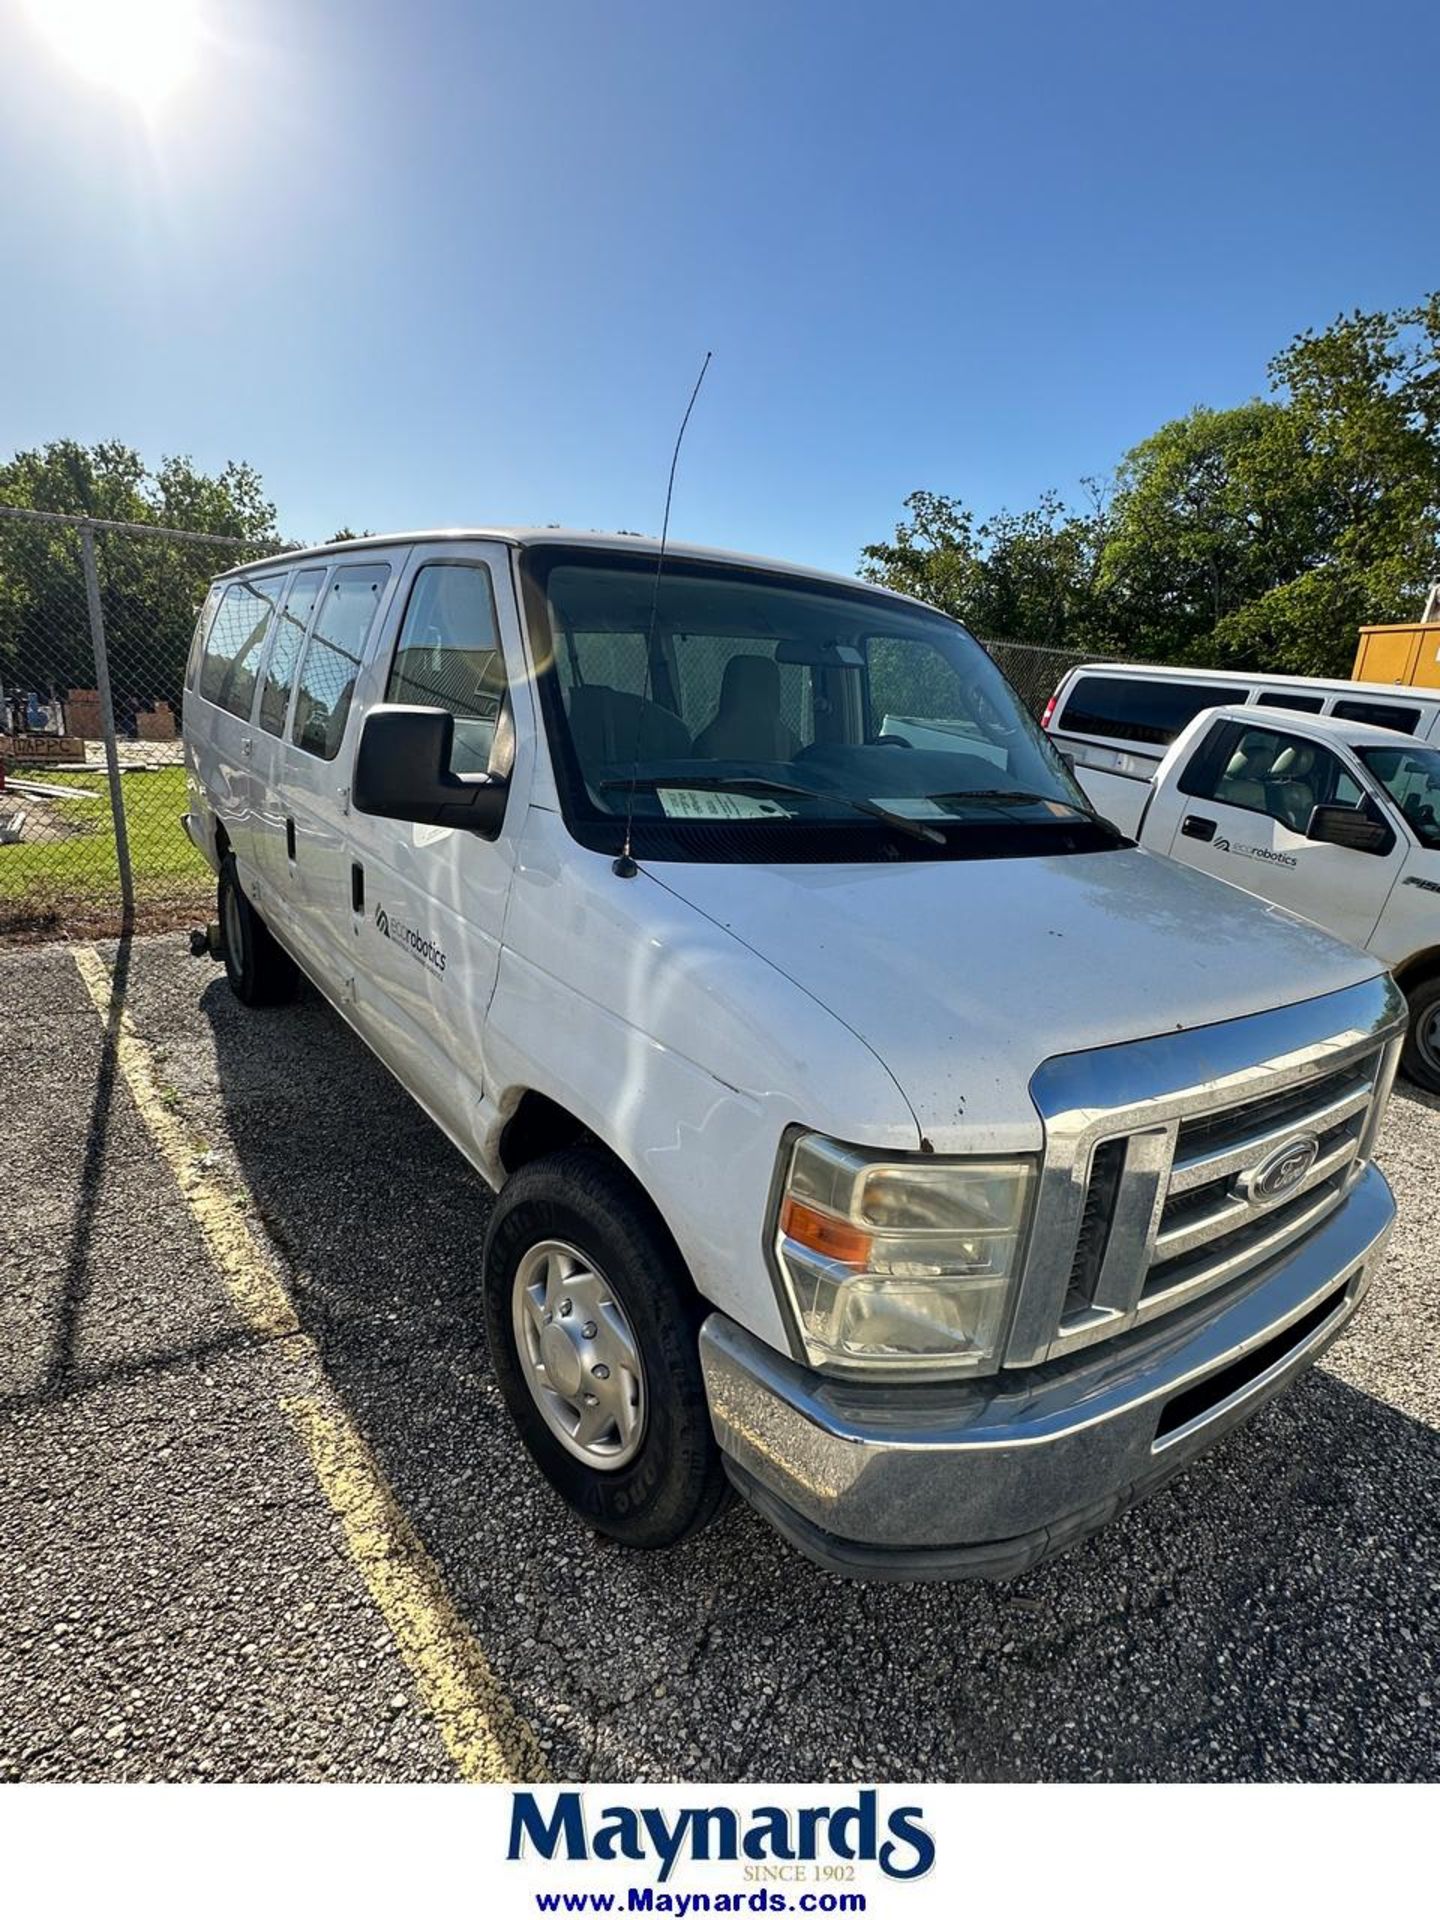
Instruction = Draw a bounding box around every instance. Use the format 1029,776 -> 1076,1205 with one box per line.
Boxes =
1402,976 -> 1440,1093
482,1148 -> 730,1550
218,855 -> 298,1008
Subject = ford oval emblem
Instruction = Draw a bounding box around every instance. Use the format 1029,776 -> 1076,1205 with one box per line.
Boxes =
1236,1134 -> 1320,1207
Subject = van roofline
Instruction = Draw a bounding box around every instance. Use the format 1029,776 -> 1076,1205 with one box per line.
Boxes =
210,526 -> 936,609
1055,658 -> 1440,703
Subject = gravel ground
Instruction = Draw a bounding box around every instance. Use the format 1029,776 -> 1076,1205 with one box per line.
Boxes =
2,933 -> 1437,1782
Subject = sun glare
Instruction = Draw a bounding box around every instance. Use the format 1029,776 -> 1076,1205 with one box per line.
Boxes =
28,0 -> 200,109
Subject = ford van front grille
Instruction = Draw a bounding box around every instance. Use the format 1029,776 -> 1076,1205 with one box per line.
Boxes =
1007,977 -> 1406,1367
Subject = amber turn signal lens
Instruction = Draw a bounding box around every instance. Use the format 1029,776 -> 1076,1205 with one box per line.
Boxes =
778,1195 -> 874,1266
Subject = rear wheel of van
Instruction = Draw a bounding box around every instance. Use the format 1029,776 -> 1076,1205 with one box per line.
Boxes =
482,1148 -> 730,1550
1402,976 -> 1440,1093
218,855 -> 299,1008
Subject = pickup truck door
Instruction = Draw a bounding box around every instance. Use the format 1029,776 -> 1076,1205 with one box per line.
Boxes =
1153,716 -> 1404,951
337,541 -> 535,1152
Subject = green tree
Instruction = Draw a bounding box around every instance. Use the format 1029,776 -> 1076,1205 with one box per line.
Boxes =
860,485 -> 1113,648
862,295 -> 1440,678
1097,400 -> 1313,661
1101,298 -> 1440,673
0,439 -> 281,721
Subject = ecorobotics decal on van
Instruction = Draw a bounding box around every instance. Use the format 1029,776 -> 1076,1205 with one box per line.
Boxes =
374,901 -> 447,974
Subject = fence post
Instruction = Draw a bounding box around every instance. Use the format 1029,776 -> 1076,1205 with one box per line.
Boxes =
79,524 -> 135,932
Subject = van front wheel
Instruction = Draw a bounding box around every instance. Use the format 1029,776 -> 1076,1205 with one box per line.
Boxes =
482,1149 -> 730,1550
1402,975 -> 1440,1093
218,855 -> 298,1007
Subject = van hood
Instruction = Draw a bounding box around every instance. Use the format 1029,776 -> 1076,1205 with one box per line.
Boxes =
652,846 -> 1382,1150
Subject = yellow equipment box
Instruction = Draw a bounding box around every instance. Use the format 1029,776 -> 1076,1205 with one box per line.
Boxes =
1353,622 -> 1440,688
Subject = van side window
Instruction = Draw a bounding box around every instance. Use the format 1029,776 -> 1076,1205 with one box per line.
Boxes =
1331,698 -> 1420,735
199,576 -> 285,719
291,563 -> 390,759
386,564 -> 507,775
186,585 -> 223,694
259,568 -> 326,736
1255,690 -> 1324,713
1181,719 -> 1363,833
1059,674 -> 1250,746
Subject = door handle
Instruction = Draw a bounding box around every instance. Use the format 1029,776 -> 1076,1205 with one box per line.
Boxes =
240,737 -> 254,759
1182,814 -> 1217,842
351,861 -> 364,914
285,817 -> 296,862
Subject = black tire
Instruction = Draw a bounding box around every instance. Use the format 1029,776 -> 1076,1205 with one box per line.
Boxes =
482,1147 -> 730,1549
218,855 -> 299,1008
1401,975 -> 1440,1094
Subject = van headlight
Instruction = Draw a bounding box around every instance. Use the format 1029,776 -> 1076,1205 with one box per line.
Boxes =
772,1133 -> 1035,1374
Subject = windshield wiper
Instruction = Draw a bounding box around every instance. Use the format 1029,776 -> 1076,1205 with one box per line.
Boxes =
598,774 -> 947,845
928,787 -> 1097,818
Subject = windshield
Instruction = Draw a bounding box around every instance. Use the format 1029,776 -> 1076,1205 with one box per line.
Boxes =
1357,744 -> 1440,850
523,548 -> 1108,863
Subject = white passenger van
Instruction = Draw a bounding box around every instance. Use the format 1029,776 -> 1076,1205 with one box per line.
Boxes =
183,531 -> 1405,1577
1044,660 -> 1440,835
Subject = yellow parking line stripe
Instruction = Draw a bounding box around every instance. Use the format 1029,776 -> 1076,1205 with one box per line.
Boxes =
284,1392 -> 550,1782
71,942 -> 550,1785
72,943 -> 297,1341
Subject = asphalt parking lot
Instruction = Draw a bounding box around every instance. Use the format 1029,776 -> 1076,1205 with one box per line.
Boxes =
2,932 -> 1438,1783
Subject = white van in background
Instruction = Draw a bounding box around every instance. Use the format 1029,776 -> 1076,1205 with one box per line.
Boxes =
182,530 -> 1404,1578
1044,661 -> 1440,833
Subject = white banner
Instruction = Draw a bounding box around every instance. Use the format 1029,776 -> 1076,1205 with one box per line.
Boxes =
3,1781 -> 1430,1920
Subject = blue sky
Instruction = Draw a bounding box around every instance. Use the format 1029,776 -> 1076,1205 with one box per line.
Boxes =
0,0 -> 1434,572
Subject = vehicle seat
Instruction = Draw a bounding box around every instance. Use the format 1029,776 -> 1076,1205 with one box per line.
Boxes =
1214,733 -> 1274,813
566,683 -> 692,772
694,655 -> 799,763
1268,743 -> 1318,831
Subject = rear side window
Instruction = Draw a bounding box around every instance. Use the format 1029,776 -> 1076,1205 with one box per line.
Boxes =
1255,690 -> 1324,713
1058,674 -> 1249,747
186,585 -> 223,693
199,576 -> 284,719
1330,698 -> 1420,736
292,563 -> 390,759
386,564 -> 508,775
259,568 -> 326,736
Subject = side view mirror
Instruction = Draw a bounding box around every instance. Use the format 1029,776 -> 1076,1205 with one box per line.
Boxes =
1306,802 -> 1393,855
353,704 -> 508,834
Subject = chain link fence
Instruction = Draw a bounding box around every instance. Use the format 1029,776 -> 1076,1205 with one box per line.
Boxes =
979,636 -> 1110,717
0,507 -> 282,938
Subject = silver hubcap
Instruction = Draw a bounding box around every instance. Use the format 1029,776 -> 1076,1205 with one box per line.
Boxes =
1420,1004 -> 1440,1073
512,1239 -> 646,1469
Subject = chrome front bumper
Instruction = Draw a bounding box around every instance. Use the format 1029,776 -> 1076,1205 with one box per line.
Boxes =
701,1161 -> 1395,1580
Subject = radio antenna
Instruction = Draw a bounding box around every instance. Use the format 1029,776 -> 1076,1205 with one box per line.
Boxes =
613,349 -> 713,878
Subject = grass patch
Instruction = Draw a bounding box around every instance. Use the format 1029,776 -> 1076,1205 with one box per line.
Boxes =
0,763 -> 213,936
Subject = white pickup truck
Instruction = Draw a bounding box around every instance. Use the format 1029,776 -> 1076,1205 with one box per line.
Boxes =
1076,704 -> 1440,1090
